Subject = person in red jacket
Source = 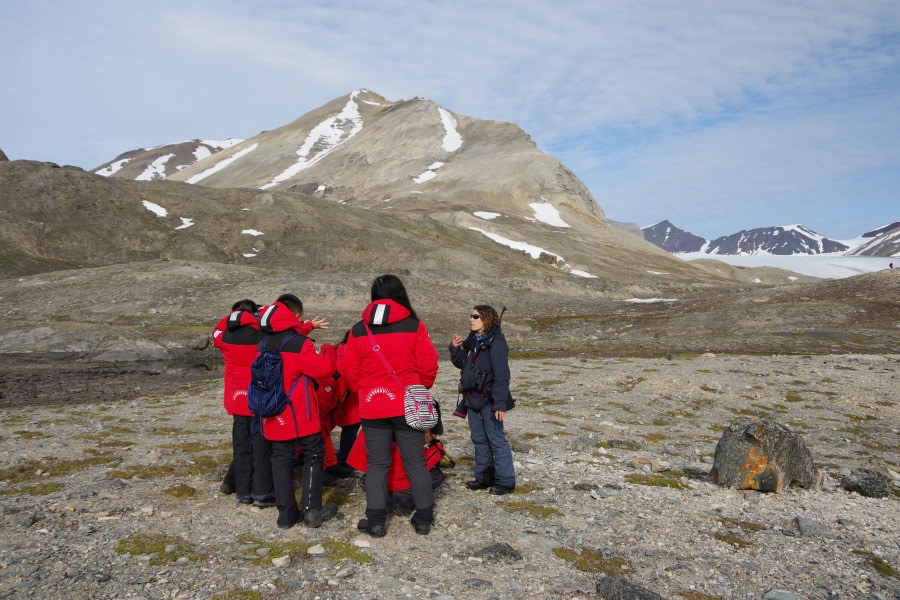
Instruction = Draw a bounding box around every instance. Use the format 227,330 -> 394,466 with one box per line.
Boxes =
346,421 -> 447,516
338,274 -> 439,537
212,299 -> 275,507
257,293 -> 338,529
326,332 -> 361,479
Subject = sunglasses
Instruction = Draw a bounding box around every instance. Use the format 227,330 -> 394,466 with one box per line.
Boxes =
470,314 -> 482,320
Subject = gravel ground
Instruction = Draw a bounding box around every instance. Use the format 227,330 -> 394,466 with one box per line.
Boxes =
0,354 -> 897,599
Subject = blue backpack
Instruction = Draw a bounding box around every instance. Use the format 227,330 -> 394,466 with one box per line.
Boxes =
247,334 -> 302,419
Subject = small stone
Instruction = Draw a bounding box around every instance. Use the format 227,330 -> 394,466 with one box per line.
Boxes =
164,545 -> 178,553
175,557 -> 190,565
256,547 -> 272,556
307,544 -> 325,555
92,573 -> 111,582
352,539 -> 371,548
463,578 -> 493,588
381,576 -> 402,588
272,555 -> 291,568
763,590 -> 802,600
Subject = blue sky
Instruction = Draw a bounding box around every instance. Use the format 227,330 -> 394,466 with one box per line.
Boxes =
2,0 -> 898,239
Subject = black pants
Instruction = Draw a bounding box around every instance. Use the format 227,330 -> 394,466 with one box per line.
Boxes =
336,423 -> 360,466
271,433 -> 324,526
225,415 -> 274,501
362,417 -> 433,526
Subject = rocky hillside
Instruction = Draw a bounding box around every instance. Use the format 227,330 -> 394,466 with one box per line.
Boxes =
848,224 -> 900,258
92,139 -> 242,181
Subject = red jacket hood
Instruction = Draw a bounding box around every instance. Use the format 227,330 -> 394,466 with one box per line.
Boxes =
226,310 -> 259,331
257,302 -> 303,334
361,299 -> 412,327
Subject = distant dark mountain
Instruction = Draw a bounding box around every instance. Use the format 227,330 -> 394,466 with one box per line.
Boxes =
848,223 -> 900,257
643,221 -> 854,255
641,220 -> 706,253
862,221 -> 900,238
705,225 -> 848,255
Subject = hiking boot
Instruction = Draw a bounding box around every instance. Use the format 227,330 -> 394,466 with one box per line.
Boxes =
412,521 -> 431,535
219,482 -> 236,495
489,484 -> 514,496
465,480 -> 491,490
327,463 -> 355,479
252,499 -> 276,509
303,503 -> 338,528
277,512 -> 302,530
236,495 -> 253,505
356,518 -> 387,538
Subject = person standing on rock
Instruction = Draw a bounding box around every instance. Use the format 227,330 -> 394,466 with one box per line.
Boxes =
449,305 -> 515,495
257,294 -> 338,529
338,275 -> 439,537
212,299 -> 276,507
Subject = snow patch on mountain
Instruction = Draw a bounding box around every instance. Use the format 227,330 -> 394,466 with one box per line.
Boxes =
260,91 -> 365,190
438,107 -> 462,152
141,200 -> 168,217
136,154 -> 174,181
529,200 -> 570,228
188,144 -> 259,184
96,158 -> 131,177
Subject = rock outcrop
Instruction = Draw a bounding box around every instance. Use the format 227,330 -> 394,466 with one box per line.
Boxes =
709,418 -> 822,493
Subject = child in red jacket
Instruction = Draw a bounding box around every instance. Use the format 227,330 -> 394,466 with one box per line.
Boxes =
257,294 -> 337,530
346,419 -> 448,517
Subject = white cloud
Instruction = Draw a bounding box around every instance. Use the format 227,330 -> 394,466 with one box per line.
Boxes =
2,1 -> 898,237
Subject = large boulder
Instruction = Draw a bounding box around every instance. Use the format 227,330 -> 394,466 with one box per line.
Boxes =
710,418 -> 822,493
0,148 -> 8,161
841,468 -> 889,498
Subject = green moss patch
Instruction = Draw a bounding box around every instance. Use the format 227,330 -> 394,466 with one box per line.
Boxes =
713,532 -> 753,549
615,376 -> 646,392
597,439 -> 642,451
0,454 -> 121,485
499,500 -> 563,519
211,591 -> 263,600
643,433 -> 669,442
108,453 -> 228,480
164,484 -> 198,499
784,393 -> 804,403
14,430 -> 45,439
116,534 -> 204,565
0,481 -> 65,496
719,517 -> 768,532
553,546 -> 630,575
625,472 -> 691,490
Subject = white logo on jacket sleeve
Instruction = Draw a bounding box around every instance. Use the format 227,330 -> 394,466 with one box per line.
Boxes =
213,330 -> 222,339
363,386 -> 396,404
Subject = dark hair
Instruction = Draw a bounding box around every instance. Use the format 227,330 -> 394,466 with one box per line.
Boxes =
276,293 -> 303,315
371,274 -> 417,319
231,299 -> 260,313
474,305 -> 501,332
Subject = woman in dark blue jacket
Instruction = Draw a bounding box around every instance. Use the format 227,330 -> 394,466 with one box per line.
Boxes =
449,305 -> 515,494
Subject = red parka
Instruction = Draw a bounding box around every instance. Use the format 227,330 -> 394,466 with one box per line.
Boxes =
345,431 -> 445,492
257,302 -> 337,441
331,342 -> 360,427
212,310 -> 261,417
337,299 -> 439,420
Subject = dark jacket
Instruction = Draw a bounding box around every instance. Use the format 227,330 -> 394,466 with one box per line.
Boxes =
448,327 -> 511,411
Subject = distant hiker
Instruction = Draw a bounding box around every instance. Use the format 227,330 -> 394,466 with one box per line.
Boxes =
450,305 -> 515,495
212,299 -> 275,507
338,275 -> 439,537
256,294 -> 338,529
890,262 -> 894,269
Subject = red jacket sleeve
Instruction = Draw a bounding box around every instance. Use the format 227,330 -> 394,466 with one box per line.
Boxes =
414,322 -> 439,389
212,317 -> 227,350
284,338 -> 337,383
337,335 -> 363,392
